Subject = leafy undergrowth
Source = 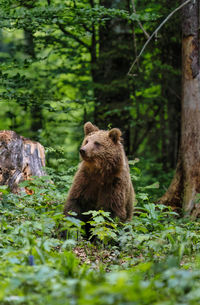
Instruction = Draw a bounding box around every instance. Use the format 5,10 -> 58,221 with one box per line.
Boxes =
0,171 -> 200,305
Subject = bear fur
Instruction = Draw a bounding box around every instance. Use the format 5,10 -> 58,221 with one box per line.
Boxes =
64,122 -> 135,230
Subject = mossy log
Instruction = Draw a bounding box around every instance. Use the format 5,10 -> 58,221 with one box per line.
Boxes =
0,130 -> 45,192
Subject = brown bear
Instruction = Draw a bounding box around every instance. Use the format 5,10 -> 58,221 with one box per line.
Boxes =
64,122 -> 135,235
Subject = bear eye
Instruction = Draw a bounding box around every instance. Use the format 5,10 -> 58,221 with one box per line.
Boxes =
94,141 -> 101,147
85,140 -> 88,144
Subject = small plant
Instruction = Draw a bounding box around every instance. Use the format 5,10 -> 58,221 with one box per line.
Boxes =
83,210 -> 118,246
62,211 -> 85,241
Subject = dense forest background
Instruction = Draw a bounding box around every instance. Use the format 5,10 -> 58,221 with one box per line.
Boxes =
2,2 -> 200,304
0,0 -> 182,192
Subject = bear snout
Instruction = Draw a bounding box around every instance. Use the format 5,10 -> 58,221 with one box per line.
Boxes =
79,148 -> 86,157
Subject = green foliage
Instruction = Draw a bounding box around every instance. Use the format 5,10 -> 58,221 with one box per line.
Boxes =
0,0 -> 196,302
83,210 -> 118,245
0,0 -> 181,173
0,168 -> 200,304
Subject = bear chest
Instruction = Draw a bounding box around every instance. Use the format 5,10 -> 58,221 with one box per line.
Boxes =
80,178 -> 117,210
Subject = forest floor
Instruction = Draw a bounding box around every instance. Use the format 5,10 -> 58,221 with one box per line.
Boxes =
0,173 -> 200,305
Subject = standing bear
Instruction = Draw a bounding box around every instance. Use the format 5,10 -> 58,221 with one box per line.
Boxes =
64,122 -> 135,230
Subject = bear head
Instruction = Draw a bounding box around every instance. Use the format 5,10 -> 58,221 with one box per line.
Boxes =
79,122 -> 123,172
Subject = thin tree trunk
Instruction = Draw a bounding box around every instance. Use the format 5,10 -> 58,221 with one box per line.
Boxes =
0,131 -> 45,192
92,0 -> 133,153
160,0 -> 200,217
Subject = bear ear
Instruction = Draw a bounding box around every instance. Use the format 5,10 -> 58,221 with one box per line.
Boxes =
109,128 -> 122,143
84,122 -> 99,135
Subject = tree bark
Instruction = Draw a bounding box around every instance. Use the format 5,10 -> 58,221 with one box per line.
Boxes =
160,0 -> 200,217
0,131 -> 45,192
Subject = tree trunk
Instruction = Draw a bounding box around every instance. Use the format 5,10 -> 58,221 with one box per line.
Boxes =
160,0 -> 200,217
0,131 -> 45,192
92,0 -> 133,153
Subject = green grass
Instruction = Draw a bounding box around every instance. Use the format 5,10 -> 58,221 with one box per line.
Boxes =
0,167 -> 200,305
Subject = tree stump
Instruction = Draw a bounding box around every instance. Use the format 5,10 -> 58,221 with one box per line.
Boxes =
0,130 -> 45,192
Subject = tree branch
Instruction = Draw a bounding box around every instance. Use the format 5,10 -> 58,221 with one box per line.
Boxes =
58,23 -> 91,50
128,0 -> 193,75
131,0 -> 149,39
